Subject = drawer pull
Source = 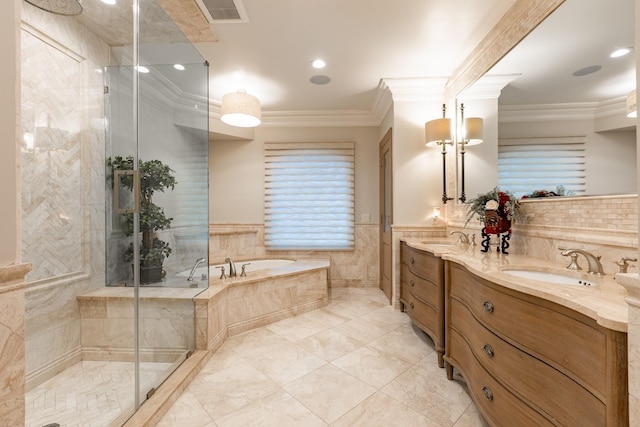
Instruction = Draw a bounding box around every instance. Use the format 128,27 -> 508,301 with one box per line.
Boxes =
482,301 -> 494,313
410,257 -> 415,265
410,302 -> 415,310
410,279 -> 415,287
482,386 -> 494,401
483,344 -> 494,358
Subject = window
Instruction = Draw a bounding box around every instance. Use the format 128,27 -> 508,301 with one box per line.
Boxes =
264,142 -> 355,250
498,136 -> 586,198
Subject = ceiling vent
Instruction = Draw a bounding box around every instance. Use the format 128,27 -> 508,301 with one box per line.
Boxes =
194,0 -> 249,23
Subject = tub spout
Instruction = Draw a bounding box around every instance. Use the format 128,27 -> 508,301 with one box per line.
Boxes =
225,257 -> 237,277
187,257 -> 206,281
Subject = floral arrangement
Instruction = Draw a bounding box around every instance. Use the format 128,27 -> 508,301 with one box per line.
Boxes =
465,187 -> 519,226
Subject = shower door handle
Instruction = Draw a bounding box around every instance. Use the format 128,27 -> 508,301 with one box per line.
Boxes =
113,169 -> 140,214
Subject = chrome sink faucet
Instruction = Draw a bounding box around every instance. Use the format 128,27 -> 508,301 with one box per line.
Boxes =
225,257 -> 237,277
450,231 -> 470,245
559,248 -> 604,275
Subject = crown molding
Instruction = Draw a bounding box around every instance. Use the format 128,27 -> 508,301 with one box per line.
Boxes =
459,74 -> 520,100
499,97 -> 630,123
382,77 -> 448,102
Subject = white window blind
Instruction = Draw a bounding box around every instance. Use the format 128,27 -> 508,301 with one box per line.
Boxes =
265,142 -> 355,250
498,136 -> 586,198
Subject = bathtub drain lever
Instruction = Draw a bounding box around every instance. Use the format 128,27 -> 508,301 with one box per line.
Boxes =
216,266 -> 226,279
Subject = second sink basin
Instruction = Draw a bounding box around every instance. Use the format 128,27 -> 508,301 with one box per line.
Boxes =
502,269 -> 596,286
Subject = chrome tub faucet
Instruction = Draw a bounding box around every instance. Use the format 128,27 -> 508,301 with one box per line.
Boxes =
187,257 -> 206,281
225,257 -> 237,277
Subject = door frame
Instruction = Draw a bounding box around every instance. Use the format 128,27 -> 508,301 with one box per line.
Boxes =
379,128 -> 393,304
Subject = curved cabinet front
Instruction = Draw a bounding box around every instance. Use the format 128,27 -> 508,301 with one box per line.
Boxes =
445,262 -> 628,426
400,242 -> 445,367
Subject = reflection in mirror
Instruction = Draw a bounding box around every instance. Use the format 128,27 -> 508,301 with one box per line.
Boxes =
458,0 -> 636,200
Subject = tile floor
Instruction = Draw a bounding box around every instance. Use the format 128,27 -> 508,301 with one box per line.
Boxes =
157,288 -> 487,427
25,360 -> 174,427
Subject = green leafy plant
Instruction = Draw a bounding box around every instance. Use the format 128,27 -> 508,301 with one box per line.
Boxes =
465,187 -> 519,226
108,156 -> 177,267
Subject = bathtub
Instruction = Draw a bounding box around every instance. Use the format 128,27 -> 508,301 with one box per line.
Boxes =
192,257 -> 331,348
176,259 -> 296,279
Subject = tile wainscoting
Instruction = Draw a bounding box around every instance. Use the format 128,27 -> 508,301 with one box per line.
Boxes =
209,223 -> 381,288
0,263 -> 30,426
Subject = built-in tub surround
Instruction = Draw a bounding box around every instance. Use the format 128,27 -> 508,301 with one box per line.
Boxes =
209,223 -> 379,288
76,259 -> 329,361
195,259 -> 330,349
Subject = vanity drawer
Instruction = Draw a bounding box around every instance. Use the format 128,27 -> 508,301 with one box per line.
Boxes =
449,263 -> 607,397
401,264 -> 439,307
448,328 -> 552,427
450,298 -> 605,426
403,291 -> 438,335
401,243 -> 443,283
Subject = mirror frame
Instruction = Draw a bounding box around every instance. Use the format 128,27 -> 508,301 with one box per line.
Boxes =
443,0 -> 565,207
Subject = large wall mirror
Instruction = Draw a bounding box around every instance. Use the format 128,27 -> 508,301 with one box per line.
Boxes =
457,0 -> 636,201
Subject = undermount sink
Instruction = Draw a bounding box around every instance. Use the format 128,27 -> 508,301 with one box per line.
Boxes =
502,269 -> 597,287
421,241 -> 457,248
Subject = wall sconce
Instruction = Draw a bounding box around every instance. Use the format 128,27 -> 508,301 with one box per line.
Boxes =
425,104 -> 453,204
220,90 -> 262,127
457,103 -> 483,203
627,89 -> 636,118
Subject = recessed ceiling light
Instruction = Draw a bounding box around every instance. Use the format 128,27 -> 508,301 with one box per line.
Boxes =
572,65 -> 601,77
311,59 -> 326,69
135,65 -> 150,74
101,0 -> 116,5
173,64 -> 185,71
610,47 -> 633,58
310,75 -> 331,85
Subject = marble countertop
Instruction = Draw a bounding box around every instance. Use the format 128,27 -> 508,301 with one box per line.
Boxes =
403,238 -> 629,332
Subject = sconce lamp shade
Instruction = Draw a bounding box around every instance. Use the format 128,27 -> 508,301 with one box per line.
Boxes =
425,118 -> 452,147
627,89 -> 637,118
221,91 -> 262,127
464,117 -> 484,146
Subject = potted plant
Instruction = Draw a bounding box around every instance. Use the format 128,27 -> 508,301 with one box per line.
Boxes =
108,156 -> 177,284
465,187 -> 519,234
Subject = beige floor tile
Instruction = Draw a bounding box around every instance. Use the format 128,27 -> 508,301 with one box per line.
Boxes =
224,327 -> 294,358
381,354 -> 473,426
332,316 -> 392,345
155,390 -> 215,427
453,401 -> 490,427
332,391 -> 442,427
187,358 -> 280,420
332,346 -> 413,389
246,341 -> 327,385
367,323 -> 435,364
283,364 -> 376,424
215,388 -> 327,427
297,328 -> 363,362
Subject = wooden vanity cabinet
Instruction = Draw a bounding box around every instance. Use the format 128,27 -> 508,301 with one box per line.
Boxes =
400,242 -> 445,367
445,261 -> 628,426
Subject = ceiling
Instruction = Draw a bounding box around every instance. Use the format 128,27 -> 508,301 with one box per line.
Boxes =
71,0 -> 635,119
488,0 -> 635,106
192,0 -> 516,115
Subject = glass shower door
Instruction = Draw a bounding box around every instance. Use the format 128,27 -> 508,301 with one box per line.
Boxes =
104,0 -> 209,413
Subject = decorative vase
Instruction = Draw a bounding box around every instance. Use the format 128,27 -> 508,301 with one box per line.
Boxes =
484,209 -> 511,234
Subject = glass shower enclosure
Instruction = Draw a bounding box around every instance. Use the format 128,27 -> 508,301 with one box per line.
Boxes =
104,0 -> 209,416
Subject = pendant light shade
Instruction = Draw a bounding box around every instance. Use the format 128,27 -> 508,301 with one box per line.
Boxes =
220,90 -> 262,128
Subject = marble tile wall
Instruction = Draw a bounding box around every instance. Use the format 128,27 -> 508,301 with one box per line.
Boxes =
209,223 -> 380,288
21,3 -> 109,389
0,264 -> 30,426
77,295 -> 194,362
448,195 -> 639,275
